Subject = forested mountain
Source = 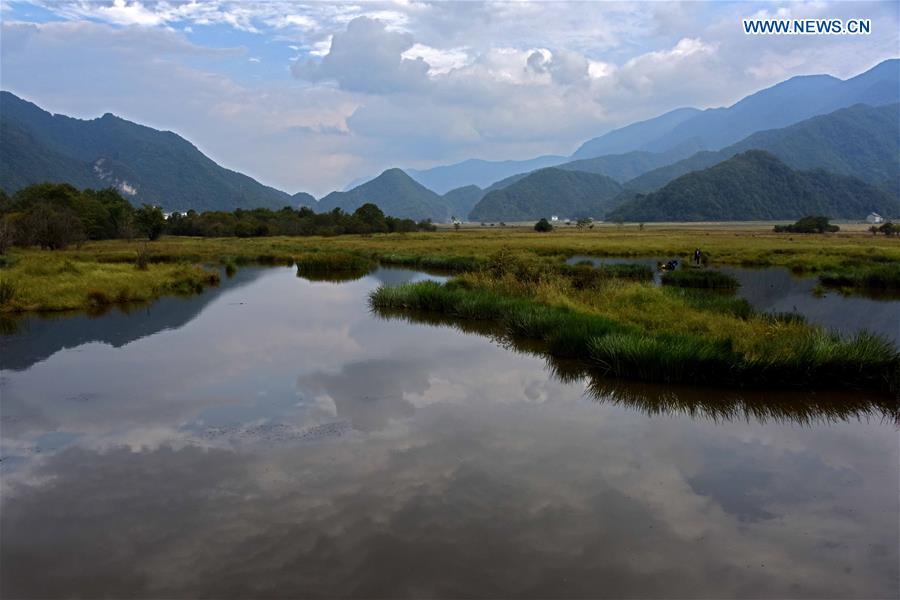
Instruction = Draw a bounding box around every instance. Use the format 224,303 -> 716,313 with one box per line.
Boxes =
468,168 -> 623,222
626,103 -> 900,192
607,151 -> 899,222
317,168 -> 450,222
0,91 -> 301,212
441,185 -> 484,219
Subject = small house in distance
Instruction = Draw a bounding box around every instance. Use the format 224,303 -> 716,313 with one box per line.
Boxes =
550,216 -> 559,222
867,212 -> 884,224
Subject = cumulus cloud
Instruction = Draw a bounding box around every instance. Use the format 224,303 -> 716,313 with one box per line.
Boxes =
292,17 -> 429,93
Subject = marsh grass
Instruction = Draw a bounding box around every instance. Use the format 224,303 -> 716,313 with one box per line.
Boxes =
661,269 -> 739,289
0,252 -> 221,312
295,252 -> 375,282
4,224 -> 898,312
820,263 -> 900,290
0,279 -> 16,305
667,288 -> 753,318
370,280 -> 899,392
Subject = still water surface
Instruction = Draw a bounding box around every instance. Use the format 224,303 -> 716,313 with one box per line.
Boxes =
1,266 -> 898,598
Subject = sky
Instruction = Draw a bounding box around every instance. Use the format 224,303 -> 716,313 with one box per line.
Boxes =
1,1 -> 898,196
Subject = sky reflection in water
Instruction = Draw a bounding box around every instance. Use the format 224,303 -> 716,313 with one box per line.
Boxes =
1,266 -> 897,598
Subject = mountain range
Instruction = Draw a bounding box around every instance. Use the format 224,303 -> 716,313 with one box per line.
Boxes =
1,58 -> 897,223
402,59 -> 899,193
0,91 -> 308,212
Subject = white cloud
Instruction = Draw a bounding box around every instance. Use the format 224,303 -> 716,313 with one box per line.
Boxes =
292,17 -> 429,93
401,43 -> 470,75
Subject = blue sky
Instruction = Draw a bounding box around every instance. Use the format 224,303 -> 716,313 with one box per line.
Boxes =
2,1 -> 898,195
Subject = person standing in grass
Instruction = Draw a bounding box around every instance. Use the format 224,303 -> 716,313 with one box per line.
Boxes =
694,248 -> 702,266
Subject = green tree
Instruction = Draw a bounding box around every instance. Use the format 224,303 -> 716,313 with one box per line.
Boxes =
134,204 -> 166,240
353,203 -> 389,233
21,203 -> 85,249
534,218 -> 553,232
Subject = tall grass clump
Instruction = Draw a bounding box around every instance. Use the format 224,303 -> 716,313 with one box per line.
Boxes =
295,252 -> 375,281
0,279 -> 16,305
378,253 -> 484,272
819,263 -> 900,290
665,288 -> 753,318
134,244 -> 150,270
588,332 -> 738,384
745,330 -> 899,390
661,269 -> 739,289
560,263 -> 654,289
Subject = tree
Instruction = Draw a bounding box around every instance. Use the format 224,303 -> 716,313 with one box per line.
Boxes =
21,203 -> 85,249
134,204 -> 166,240
877,222 -> 897,236
0,216 -> 16,254
353,203 -> 388,233
534,218 -> 553,232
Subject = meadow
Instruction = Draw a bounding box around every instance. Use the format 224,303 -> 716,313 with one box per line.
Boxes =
2,222 -> 898,314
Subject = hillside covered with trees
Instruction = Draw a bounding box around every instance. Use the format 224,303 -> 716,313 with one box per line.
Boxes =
607,151 -> 899,222
468,168 -> 623,222
0,92 -> 300,212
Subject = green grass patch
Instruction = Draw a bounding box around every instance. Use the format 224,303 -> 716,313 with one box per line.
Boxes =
295,251 -> 376,282
661,269 -> 739,289
819,263 -> 900,290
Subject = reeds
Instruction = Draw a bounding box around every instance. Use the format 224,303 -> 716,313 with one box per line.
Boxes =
370,280 -> 899,393
820,263 -> 900,290
661,269 -> 739,289
295,252 -> 375,283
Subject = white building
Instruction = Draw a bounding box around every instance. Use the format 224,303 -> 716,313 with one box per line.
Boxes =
866,212 -> 884,224
550,216 -> 559,222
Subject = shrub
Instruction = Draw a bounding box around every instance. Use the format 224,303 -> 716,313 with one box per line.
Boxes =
134,204 -> 166,240
534,218 -> 553,232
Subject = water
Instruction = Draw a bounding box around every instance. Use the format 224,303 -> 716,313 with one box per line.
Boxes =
1,266 -> 897,598
567,255 -> 900,346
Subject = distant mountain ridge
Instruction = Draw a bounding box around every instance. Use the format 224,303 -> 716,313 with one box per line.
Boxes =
625,103 -> 900,193
405,155 -> 567,194
0,91 -> 308,212
581,58 -> 900,159
570,107 -> 702,159
468,168 -> 623,222
397,59 -> 899,193
608,150 -> 899,222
